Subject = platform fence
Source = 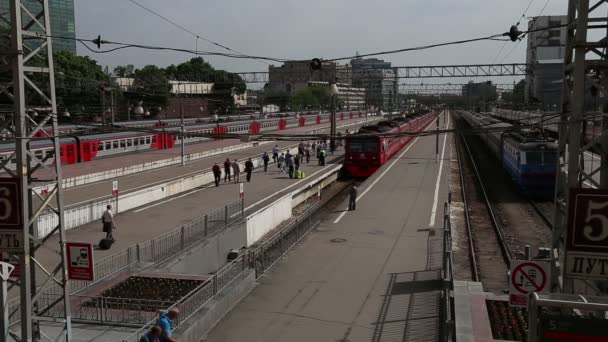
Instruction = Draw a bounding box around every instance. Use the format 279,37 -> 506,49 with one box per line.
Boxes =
121,200 -> 322,342
7,198 -> 244,326
441,194 -> 456,342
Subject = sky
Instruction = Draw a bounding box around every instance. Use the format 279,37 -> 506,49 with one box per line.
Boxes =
74,0 -> 567,87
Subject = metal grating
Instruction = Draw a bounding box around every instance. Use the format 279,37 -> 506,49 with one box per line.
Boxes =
372,270 -> 442,342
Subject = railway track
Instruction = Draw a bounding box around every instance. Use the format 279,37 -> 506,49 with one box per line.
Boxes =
455,114 -> 554,292
456,129 -> 511,291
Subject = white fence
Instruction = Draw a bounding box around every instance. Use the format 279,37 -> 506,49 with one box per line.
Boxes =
245,164 -> 342,247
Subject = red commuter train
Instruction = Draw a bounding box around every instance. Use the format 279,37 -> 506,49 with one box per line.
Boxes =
344,112 -> 437,177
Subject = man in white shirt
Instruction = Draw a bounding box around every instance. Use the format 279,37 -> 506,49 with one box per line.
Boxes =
102,204 -> 115,241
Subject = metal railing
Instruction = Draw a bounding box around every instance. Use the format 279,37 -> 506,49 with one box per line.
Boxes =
9,199 -> 245,325
248,202 -> 321,278
441,194 -> 456,342
122,252 -> 248,342
122,200 -> 323,341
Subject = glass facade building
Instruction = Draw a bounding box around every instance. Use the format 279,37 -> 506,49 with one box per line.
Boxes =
0,0 -> 76,54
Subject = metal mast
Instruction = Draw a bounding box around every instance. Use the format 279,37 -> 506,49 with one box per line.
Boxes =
0,0 -> 72,340
553,0 -> 608,292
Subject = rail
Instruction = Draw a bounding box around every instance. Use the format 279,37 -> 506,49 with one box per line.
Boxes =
8,198 -> 245,326
441,195 -> 456,342
121,199 -> 323,341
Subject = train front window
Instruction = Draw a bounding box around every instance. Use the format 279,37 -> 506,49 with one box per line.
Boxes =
525,151 -> 542,164
543,152 -> 558,164
350,141 -> 378,153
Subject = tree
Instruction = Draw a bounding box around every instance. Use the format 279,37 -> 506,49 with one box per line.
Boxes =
502,80 -> 525,106
54,51 -> 113,119
167,58 -> 247,115
289,86 -> 331,111
127,65 -> 171,112
113,64 -> 134,77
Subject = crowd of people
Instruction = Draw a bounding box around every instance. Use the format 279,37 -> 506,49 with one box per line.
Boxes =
210,138 -> 336,186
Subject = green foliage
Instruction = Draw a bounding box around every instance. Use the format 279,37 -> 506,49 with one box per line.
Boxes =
128,65 -> 171,108
288,87 -> 331,111
54,51 -> 112,116
502,80 -> 525,105
262,90 -> 290,111
166,57 -> 246,114
113,64 -> 134,77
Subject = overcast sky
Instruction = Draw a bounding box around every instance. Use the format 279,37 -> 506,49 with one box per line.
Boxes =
74,0 -> 567,87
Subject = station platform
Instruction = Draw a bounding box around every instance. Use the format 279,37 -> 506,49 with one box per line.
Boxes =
48,117 -> 371,207
204,112 -> 452,342
34,144 -> 350,285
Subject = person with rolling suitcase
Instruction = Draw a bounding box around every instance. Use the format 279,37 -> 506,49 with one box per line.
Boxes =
100,204 -> 116,249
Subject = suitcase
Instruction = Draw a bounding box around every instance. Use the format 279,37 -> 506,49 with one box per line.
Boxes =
98,238 -> 114,250
296,170 -> 305,179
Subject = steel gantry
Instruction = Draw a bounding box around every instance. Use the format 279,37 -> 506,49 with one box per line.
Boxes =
170,63 -> 528,84
0,0 -> 72,341
553,0 -> 608,294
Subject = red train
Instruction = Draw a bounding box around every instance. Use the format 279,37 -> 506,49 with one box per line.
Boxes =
344,112 -> 437,177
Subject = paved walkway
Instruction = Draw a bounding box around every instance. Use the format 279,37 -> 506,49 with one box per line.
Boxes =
204,112 -> 452,342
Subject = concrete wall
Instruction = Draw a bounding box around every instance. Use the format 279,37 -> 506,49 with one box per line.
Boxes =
246,195 -> 293,246
175,269 -> 256,342
153,223 -> 247,276
245,164 -> 342,247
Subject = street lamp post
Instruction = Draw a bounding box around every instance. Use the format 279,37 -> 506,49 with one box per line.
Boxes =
328,82 -> 339,154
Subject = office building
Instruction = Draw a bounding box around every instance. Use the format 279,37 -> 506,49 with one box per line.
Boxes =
0,0 -> 76,54
350,58 -> 397,110
525,15 -> 568,107
267,61 -> 352,95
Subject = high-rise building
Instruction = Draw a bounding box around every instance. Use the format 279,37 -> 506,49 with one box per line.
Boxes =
350,58 -> 397,111
0,0 -> 76,54
525,15 -> 568,107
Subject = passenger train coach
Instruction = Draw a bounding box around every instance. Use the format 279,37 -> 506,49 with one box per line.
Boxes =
344,111 -> 437,177
0,111 -> 369,169
459,111 -> 558,198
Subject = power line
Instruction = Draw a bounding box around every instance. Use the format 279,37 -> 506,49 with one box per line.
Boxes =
126,0 -> 269,66
492,0 -> 536,64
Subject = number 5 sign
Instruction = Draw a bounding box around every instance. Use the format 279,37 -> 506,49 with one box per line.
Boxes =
566,188 -> 608,279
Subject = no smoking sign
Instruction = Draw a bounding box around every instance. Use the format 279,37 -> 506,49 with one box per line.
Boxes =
509,260 -> 550,307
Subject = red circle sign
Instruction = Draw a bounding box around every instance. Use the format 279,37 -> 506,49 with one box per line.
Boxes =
510,262 -> 547,294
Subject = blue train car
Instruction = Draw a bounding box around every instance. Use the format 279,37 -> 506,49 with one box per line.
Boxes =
460,111 -> 558,198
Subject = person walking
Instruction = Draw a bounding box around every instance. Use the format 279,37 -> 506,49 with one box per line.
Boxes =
262,152 -> 270,172
278,153 -> 285,173
245,158 -> 254,182
312,142 -> 317,159
212,163 -> 221,187
348,185 -> 358,211
305,146 -> 311,164
232,159 -> 240,183
156,308 -> 180,342
285,152 -> 292,175
319,149 -> 326,166
102,204 -> 116,241
223,158 -> 231,182
294,153 -> 301,171
139,326 -> 162,342
272,145 -> 280,163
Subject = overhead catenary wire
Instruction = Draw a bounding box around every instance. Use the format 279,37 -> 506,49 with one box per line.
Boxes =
125,0 -> 269,66
492,0 -> 535,63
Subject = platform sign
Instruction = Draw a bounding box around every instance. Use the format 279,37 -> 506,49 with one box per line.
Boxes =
66,242 -> 94,281
566,188 -> 608,279
539,315 -> 608,341
112,180 -> 118,196
509,260 -> 550,307
0,178 -> 23,252
239,183 -> 245,199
